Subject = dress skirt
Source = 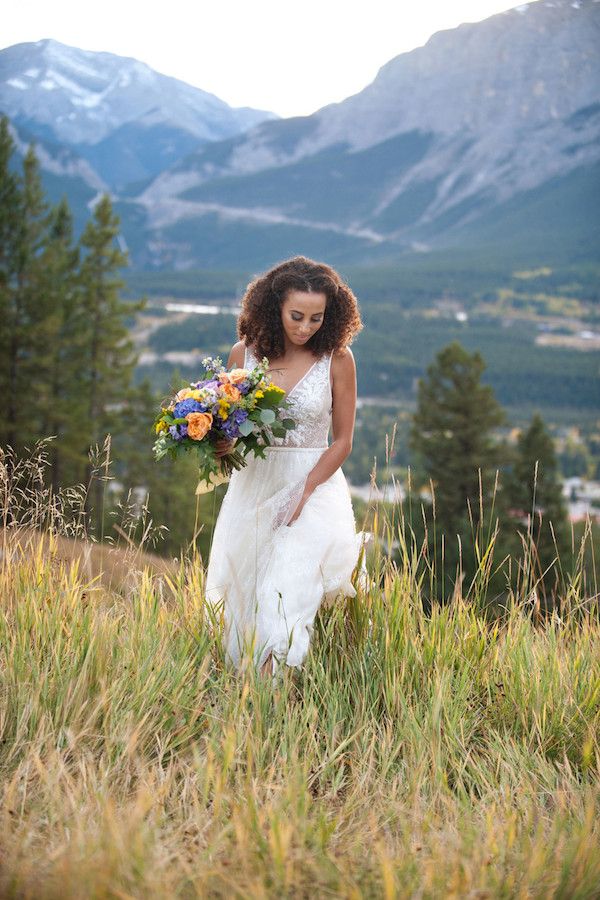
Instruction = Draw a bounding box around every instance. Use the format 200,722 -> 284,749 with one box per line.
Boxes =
204,445 -> 369,671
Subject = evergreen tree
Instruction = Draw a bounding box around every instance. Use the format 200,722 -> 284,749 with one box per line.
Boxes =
506,412 -> 571,601
37,197 -> 85,489
0,116 -> 21,456
0,126 -> 51,451
410,341 -> 507,596
77,194 -> 145,530
0,117 -> 153,545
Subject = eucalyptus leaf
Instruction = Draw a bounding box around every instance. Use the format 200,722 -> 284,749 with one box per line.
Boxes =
259,408 -> 276,425
238,419 -> 255,436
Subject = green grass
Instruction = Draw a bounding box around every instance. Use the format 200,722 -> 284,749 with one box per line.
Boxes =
0,442 -> 598,897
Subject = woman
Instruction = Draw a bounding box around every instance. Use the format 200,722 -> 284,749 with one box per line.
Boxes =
205,255 -> 368,677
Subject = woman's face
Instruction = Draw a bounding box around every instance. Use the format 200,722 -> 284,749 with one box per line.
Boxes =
280,289 -> 327,347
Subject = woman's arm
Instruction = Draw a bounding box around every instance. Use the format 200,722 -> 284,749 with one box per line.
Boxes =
287,347 -> 357,522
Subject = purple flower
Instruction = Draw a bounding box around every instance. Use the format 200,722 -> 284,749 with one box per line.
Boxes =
221,408 -> 249,440
169,423 -> 188,441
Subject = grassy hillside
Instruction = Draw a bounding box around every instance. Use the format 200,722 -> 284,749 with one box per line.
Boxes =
1,511 -> 598,895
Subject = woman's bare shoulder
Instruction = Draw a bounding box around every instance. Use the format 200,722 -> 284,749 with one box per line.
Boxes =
227,340 -> 247,368
330,346 -> 356,383
331,346 -> 355,366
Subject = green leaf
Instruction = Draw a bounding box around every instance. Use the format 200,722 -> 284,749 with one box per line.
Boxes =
238,419 -> 255,436
259,408 -> 276,425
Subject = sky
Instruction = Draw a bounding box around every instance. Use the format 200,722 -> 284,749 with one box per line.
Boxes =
3,0 -> 537,117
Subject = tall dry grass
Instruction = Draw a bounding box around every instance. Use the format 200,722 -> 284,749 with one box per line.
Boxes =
0,438 -> 598,898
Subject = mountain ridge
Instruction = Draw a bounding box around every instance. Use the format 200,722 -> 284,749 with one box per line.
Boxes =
0,38 -> 278,188
2,1 -> 598,270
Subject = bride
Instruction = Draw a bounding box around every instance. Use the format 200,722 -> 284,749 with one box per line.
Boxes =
204,255 -> 369,677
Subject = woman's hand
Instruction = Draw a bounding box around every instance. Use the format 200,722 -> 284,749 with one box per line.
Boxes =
214,437 -> 237,459
286,489 -> 311,525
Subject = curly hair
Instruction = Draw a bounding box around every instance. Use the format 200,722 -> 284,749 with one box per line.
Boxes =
237,255 -> 363,361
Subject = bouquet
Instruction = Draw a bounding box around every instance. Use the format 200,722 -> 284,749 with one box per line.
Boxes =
153,354 -> 296,493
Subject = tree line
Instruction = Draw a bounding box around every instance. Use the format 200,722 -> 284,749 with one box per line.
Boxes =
0,115 -> 205,557
0,113 -> 573,606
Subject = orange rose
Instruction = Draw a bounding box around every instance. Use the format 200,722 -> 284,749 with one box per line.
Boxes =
186,411 -> 213,441
228,368 -> 249,385
221,382 -> 241,402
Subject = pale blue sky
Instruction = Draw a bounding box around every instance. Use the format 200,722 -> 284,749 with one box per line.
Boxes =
4,1 -> 539,116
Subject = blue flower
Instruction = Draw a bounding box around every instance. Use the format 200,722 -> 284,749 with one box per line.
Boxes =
173,398 -> 208,418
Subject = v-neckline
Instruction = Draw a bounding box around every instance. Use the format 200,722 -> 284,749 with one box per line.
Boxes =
247,346 -> 320,397
286,358 -> 320,398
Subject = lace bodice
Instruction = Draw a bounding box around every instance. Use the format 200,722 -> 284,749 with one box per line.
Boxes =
244,345 -> 333,448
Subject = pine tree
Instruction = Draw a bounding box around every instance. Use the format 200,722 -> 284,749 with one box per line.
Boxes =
77,194 -> 145,531
37,197 -> 85,489
410,341 -> 507,595
0,126 -> 50,451
0,116 -> 21,454
506,412 -> 571,601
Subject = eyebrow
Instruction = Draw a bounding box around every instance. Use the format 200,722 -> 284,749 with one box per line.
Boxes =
291,309 -> 324,315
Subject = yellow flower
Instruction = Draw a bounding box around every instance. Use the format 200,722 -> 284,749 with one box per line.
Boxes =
218,398 -> 230,421
255,389 -> 264,399
155,420 -> 168,434
265,384 -> 285,395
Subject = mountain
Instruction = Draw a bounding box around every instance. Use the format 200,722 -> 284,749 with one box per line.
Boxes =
129,0 -> 600,269
0,38 -> 278,189
2,1 -> 598,271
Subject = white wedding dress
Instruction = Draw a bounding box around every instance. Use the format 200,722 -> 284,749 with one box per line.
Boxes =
204,344 -> 370,672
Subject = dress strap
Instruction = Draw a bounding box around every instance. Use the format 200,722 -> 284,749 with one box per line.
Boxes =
326,350 -> 334,409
